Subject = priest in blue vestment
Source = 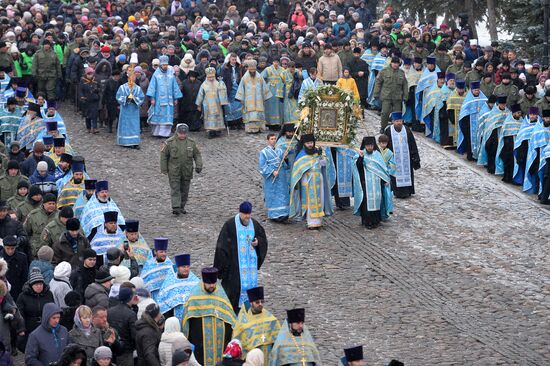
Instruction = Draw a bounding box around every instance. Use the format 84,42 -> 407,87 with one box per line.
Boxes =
116,76 -> 145,148
457,81 -> 487,160
182,267 -> 235,366
495,104 -> 523,182
80,180 -> 125,237
214,201 -> 268,314
74,179 -> 96,218
270,308 -> 321,366
157,253 -> 199,320
523,109 -> 550,193
352,136 -> 392,229
477,95 -> 509,174
0,97 -> 21,148
513,109 -> 541,185
326,146 -> 358,209
141,237 -> 174,301
259,133 -> 290,222
90,211 -> 125,258
383,112 -> 421,198
289,134 -> 334,229
146,56 -> 182,137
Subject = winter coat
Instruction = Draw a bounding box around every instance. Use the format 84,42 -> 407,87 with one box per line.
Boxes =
0,248 -> 28,301
53,232 -> 91,268
16,282 -> 55,333
68,326 -> 103,364
135,314 -> 162,366
25,303 -> 68,366
107,302 -> 137,353
28,260 -> 54,285
69,265 -> 96,299
79,77 -> 101,119
24,206 -> 58,257
28,171 -> 57,194
84,282 -> 110,309
20,154 -> 55,178
0,217 -> 30,259
49,276 -> 72,308
0,173 -> 28,201
159,332 -> 201,366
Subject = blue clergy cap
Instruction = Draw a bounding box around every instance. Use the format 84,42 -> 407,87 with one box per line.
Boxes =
403,58 -> 411,65
154,237 -> 169,251
470,81 -> 480,89
344,346 -> 364,362
456,79 -> 466,89
175,254 -> 191,267
445,73 -> 455,81
72,162 -> 85,173
201,267 -> 218,284
239,201 -> 252,214
426,56 -> 436,65
159,55 -> 169,65
391,111 -> 403,121
95,180 -> 109,192
43,136 -> 54,145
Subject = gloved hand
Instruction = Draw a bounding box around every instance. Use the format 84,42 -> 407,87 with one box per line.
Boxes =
195,167 -> 202,173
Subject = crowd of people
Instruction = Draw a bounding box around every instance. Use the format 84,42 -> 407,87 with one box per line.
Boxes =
0,0 -> 546,365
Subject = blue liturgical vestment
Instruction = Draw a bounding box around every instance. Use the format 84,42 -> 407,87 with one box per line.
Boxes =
258,146 -> 290,219
116,83 -> 145,146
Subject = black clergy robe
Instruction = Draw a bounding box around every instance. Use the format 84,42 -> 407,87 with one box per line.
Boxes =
485,129 -> 499,174
458,115 -> 475,160
213,217 -> 268,314
348,57 -> 369,108
384,125 -> 421,198
500,135 -> 515,183
187,317 -> 233,365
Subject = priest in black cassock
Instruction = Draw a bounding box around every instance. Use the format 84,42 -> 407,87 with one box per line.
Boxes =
384,112 -> 421,198
214,201 -> 268,314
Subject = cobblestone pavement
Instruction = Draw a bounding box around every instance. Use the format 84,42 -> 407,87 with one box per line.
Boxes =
63,105 -> 549,365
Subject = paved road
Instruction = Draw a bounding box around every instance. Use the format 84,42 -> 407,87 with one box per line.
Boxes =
64,106 -> 549,365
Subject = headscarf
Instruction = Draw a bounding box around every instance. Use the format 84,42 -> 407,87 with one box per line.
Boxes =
243,348 -> 264,366
73,305 -> 93,337
163,317 -> 181,334
223,339 -> 242,359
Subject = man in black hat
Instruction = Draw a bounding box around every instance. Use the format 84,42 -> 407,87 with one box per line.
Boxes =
384,112 -> 421,198
24,192 -> 58,257
493,72 -> 519,107
289,134 -> 333,229
478,95 -> 509,173
182,267 -> 235,366
0,235 -> 28,301
271,308 -> 321,365
214,201 -> 268,313
69,247 -> 96,297
117,220 -> 150,269
90,211 -> 125,257
74,179 -> 96,218
84,267 -> 113,309
519,86 -> 540,116
232,286 -> 280,365
497,104 -> 524,183
374,56 -> 409,133
342,345 -> 364,366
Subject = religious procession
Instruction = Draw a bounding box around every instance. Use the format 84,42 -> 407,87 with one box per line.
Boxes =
0,0 -> 546,365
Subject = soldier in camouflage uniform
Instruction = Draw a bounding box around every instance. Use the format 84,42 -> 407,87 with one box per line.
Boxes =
493,73 -> 519,107
160,123 -> 203,215
24,192 -> 58,258
374,56 -> 409,133
40,206 -> 74,254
